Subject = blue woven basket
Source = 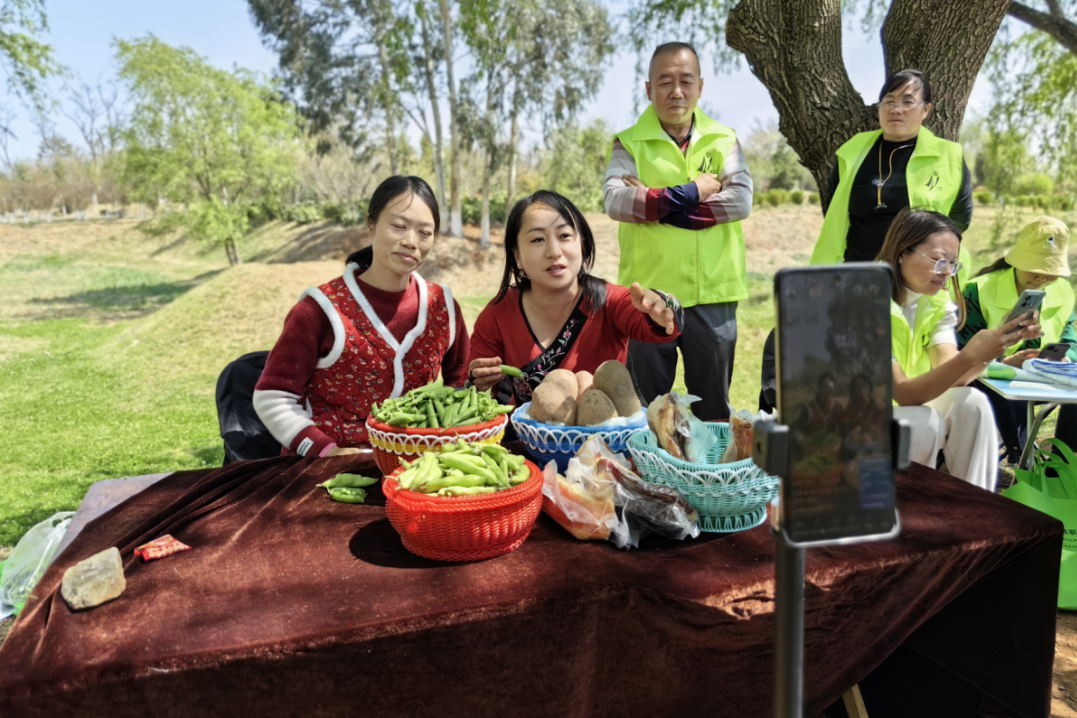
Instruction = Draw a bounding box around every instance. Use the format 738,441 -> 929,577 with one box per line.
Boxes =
627,423 -> 779,533
510,402 -> 648,472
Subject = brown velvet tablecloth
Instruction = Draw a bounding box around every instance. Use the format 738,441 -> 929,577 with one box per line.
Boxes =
0,456 -> 1061,718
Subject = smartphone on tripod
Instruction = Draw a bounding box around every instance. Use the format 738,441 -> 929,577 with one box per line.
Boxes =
773,264 -> 899,544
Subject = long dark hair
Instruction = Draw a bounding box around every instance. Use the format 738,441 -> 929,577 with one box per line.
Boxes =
494,190 -> 607,313
876,206 -> 966,329
345,175 -> 440,270
879,69 -> 932,104
975,256 -> 1011,279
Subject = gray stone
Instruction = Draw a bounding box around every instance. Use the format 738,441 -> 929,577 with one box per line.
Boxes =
61,547 -> 125,611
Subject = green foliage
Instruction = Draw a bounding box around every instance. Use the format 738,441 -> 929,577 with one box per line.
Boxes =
542,120 -> 610,212
789,189 -> 804,205
742,124 -> 812,192
807,192 -> 819,205
462,194 -> 507,225
1014,172 -> 1054,196
973,190 -> 994,206
0,0 -> 62,109
987,26 -> 1077,191
765,189 -> 788,207
116,36 -> 301,263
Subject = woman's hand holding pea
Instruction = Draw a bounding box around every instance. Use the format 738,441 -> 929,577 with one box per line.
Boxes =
468,357 -> 505,392
630,282 -> 676,335
963,312 -> 1043,364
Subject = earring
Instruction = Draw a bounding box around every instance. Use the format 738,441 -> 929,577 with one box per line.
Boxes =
519,269 -> 528,279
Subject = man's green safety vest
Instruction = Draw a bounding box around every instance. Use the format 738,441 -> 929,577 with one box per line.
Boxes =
614,106 -> 746,306
968,269 -> 1076,355
891,292 -> 953,379
811,127 -> 971,287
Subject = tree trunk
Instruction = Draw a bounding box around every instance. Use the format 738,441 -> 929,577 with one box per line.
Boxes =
225,237 -> 242,266
726,0 -> 1010,213
480,157 -> 491,249
505,82 -> 521,219
374,11 -> 399,176
438,0 -> 462,237
1008,1 -> 1077,56
419,6 -> 448,213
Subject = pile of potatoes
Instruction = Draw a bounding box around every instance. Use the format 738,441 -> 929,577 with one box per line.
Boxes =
529,360 -> 642,427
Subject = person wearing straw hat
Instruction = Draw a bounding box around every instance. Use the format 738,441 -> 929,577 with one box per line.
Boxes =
959,216 -> 1076,464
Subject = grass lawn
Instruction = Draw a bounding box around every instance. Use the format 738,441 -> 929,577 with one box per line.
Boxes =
0,205 -> 1073,547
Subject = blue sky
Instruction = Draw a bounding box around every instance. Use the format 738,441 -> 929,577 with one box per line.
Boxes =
3,0 -> 994,161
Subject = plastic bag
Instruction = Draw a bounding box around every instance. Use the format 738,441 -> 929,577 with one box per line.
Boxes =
719,407 -> 775,464
0,511 -> 75,608
541,461 -> 618,540
576,435 -> 700,549
646,391 -> 717,463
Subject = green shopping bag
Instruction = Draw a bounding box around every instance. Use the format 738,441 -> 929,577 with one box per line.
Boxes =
1003,438 -> 1077,608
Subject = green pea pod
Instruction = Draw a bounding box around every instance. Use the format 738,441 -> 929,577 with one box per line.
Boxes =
426,402 -> 439,428
499,364 -> 524,378
489,404 -> 514,415
317,473 -> 378,489
327,487 -> 367,503
438,486 -> 498,497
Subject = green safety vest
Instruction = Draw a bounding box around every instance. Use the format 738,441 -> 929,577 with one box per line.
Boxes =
811,127 -> 971,287
968,269 -> 1076,355
891,292 -> 953,379
614,106 -> 746,306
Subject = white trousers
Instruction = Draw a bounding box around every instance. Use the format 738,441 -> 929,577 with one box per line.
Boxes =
894,387 -> 998,492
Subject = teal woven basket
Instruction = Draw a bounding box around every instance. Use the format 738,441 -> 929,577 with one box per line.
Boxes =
627,422 -> 779,533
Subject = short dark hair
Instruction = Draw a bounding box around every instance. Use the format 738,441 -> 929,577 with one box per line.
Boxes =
495,190 -> 607,313
649,42 -> 700,79
879,69 -> 932,104
345,175 -> 440,270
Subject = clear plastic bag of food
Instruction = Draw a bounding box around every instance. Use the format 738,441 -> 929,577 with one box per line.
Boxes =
541,461 -> 618,541
719,407 -> 774,464
646,391 -> 717,463
0,511 -> 75,608
570,436 -> 699,549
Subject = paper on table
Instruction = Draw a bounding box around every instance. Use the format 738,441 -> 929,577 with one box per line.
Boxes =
1010,380 -> 1077,393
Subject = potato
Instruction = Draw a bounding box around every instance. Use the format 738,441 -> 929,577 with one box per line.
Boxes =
574,371 -> 594,400
577,389 -> 618,427
530,383 -> 578,425
543,369 -> 578,400
593,360 -> 641,417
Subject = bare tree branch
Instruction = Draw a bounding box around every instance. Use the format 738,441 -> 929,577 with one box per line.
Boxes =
1008,1 -> 1077,56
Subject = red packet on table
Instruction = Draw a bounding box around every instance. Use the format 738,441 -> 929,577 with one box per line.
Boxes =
134,535 -> 192,562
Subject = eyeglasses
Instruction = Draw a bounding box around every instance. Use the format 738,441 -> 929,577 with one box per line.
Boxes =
910,247 -> 962,275
879,99 -> 923,111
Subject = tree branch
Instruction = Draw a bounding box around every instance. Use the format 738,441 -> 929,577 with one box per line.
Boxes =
1008,1 -> 1077,56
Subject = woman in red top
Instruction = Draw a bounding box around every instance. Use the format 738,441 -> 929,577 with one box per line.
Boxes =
254,176 -> 469,457
468,190 -> 682,406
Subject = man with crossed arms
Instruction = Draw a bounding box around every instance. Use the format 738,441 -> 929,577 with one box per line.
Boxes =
604,42 -> 753,420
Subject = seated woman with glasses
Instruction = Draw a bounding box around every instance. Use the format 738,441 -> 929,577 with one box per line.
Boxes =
880,208 -> 1041,491
810,69 -> 974,282
959,216 -> 1076,465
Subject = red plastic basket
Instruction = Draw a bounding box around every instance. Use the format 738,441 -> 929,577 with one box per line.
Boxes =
366,414 -> 508,475
382,459 -> 543,561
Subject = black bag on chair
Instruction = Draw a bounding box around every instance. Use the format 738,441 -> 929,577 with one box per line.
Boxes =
215,351 -> 282,465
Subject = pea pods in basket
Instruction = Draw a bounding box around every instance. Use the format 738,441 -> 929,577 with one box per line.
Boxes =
396,440 -> 529,496
370,384 -> 513,429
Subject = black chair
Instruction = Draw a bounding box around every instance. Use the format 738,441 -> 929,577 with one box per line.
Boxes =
215,351 -> 282,465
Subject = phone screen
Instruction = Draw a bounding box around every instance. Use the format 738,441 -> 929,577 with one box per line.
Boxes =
775,265 -> 897,543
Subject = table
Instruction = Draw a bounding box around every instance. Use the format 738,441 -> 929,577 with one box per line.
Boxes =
979,376 -> 1077,469
0,455 -> 1062,718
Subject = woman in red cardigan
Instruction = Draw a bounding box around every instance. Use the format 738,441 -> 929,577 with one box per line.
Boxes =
468,190 -> 682,407
254,176 -> 469,457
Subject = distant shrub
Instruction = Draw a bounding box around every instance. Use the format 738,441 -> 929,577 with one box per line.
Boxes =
1014,173 -> 1055,197
766,189 -> 789,207
807,192 -> 819,205
1016,195 -> 1032,208
973,190 -> 994,206
462,194 -> 508,226
789,189 -> 805,205
752,191 -> 765,207
284,202 -> 323,224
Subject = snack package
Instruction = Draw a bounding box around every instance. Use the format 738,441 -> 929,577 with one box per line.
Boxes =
646,391 -> 717,463
134,535 -> 192,562
568,436 -> 700,549
541,461 -> 618,540
719,407 -> 775,464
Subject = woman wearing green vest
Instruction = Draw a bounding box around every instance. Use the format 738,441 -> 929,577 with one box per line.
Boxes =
880,208 -> 1041,491
958,216 -> 1077,464
810,69 -> 973,282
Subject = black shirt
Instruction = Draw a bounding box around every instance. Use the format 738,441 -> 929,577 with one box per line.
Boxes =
827,135 -> 974,263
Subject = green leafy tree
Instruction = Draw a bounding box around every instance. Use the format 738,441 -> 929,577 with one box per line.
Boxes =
116,36 -> 301,266
542,120 -> 611,213
0,0 -> 62,161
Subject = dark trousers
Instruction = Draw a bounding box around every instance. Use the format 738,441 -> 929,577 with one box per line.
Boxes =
627,302 -> 737,421
974,382 -> 1077,463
